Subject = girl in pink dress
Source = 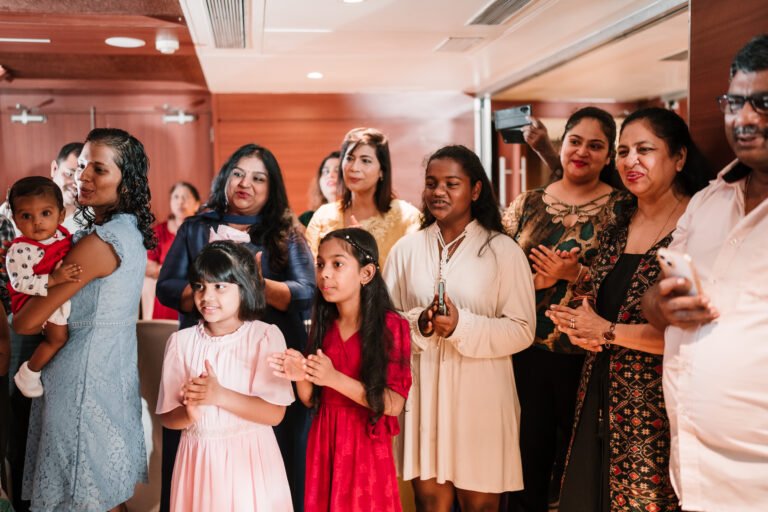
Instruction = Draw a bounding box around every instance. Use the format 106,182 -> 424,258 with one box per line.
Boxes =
157,240 -> 295,512
269,228 -> 412,512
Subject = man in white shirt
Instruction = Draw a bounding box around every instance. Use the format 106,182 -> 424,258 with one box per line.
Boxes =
643,34 -> 768,512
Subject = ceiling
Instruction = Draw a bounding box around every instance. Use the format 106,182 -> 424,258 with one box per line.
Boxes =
0,0 -> 690,102
0,0 -> 205,88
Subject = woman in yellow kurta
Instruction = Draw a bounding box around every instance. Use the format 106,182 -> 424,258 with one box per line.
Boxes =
305,128 -> 421,267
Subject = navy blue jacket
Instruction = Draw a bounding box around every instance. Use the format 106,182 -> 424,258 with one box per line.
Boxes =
156,212 -> 315,350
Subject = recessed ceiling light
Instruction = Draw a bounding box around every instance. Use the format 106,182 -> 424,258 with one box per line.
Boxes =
0,37 -> 51,44
307,72 -> 324,80
105,37 -> 146,49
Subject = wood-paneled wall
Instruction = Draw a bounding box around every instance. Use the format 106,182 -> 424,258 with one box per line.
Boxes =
212,92 -> 475,214
0,90 -> 213,223
689,0 -> 768,171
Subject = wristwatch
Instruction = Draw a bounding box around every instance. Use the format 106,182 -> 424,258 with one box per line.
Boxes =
602,322 -> 616,347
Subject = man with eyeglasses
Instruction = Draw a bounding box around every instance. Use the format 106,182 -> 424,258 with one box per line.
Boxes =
643,34 -> 768,511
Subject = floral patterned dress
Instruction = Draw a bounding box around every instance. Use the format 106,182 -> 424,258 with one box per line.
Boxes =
559,215 -> 679,512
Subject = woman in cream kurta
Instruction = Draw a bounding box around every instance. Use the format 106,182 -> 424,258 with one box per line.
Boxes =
384,219 -> 536,493
305,198 -> 420,265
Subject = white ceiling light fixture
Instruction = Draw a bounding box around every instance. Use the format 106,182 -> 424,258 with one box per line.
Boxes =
307,71 -> 324,80
105,37 -> 146,48
0,37 -> 51,44
156,33 -> 180,54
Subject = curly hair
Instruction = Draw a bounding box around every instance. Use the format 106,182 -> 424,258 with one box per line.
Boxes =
339,128 -> 394,214
307,228 -> 400,423
420,145 -> 506,253
80,128 -> 156,249
206,143 -> 297,273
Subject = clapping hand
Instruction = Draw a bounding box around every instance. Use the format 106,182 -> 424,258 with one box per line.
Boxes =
303,349 -> 338,387
546,298 -> 609,352
182,360 -> 224,413
530,245 -> 581,282
269,349 -> 308,381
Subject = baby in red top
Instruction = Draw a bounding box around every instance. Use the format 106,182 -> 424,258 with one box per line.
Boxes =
6,176 -> 82,397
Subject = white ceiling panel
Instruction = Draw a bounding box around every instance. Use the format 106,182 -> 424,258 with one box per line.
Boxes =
493,10 -> 689,101
182,0 -> 690,100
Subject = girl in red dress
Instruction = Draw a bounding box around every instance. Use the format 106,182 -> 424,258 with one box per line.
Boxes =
269,227 -> 412,512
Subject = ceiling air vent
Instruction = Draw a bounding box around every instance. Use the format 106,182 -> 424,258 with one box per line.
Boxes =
468,0 -> 533,26
205,0 -> 246,48
435,37 -> 485,53
661,50 -> 688,62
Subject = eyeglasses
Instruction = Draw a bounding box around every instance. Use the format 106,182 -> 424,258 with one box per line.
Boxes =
717,94 -> 768,114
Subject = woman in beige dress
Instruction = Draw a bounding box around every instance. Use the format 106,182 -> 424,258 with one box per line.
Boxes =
384,145 -> 536,512
305,127 -> 421,267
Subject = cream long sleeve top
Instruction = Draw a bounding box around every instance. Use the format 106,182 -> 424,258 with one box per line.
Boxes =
383,220 -> 536,493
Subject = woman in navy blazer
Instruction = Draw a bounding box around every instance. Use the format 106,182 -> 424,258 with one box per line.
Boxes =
157,143 -> 315,512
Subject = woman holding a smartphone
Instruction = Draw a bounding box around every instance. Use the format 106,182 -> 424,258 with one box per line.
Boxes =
385,145 -> 536,512
546,108 -> 712,512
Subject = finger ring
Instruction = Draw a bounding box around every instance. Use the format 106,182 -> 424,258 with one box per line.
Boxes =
569,317 -> 576,329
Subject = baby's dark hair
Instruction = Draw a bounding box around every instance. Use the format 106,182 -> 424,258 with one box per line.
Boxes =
308,228 -> 398,423
188,240 -> 265,321
8,176 -> 64,213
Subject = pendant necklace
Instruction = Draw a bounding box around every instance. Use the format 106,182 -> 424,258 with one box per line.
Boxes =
436,227 -> 467,307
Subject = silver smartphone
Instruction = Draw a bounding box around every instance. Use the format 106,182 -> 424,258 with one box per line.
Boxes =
657,248 -> 703,296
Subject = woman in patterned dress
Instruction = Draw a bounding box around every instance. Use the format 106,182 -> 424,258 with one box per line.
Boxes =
547,108 -> 712,512
503,107 -> 631,511
13,128 -> 155,511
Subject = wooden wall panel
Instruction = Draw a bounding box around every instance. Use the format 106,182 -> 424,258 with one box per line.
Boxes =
0,90 -> 213,223
689,0 -> 768,171
212,92 -> 475,214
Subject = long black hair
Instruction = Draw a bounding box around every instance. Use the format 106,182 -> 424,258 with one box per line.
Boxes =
206,143 -> 296,273
307,228 -> 398,423
420,145 -> 506,253
339,128 -> 394,214
620,108 -> 713,197
189,240 -> 265,321
81,128 -> 156,249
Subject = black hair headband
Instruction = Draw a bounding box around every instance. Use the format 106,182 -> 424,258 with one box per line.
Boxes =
342,233 -> 379,270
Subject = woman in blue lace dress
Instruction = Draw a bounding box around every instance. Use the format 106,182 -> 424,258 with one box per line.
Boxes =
13,128 -> 156,512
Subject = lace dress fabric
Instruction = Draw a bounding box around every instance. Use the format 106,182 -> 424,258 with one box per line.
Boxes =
304,199 -> 421,267
22,214 -> 148,511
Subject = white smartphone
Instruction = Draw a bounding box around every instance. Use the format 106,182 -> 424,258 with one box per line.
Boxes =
656,248 -> 703,296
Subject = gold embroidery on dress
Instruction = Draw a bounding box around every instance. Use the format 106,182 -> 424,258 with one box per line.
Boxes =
543,191 -> 611,228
